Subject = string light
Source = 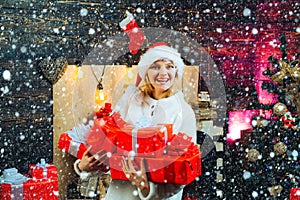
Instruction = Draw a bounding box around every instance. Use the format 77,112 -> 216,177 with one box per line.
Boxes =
95,82 -> 105,104
91,65 -> 106,105
124,66 -> 135,83
72,61 -> 82,80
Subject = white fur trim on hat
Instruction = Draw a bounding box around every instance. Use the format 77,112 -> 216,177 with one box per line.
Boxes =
137,45 -> 185,80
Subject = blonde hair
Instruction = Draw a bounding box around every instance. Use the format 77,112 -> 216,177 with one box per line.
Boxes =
139,62 -> 179,99
139,76 -> 173,99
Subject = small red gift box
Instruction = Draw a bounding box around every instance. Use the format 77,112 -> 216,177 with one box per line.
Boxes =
102,112 -> 127,129
28,159 -> 58,179
57,133 -> 88,159
0,167 -> 58,200
155,133 -> 201,185
290,188 -> 300,200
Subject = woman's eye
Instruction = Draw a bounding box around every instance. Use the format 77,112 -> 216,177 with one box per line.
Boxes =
167,65 -> 175,69
150,65 -> 160,70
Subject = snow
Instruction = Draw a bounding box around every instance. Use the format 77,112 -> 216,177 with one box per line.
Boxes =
80,8 -> 88,16
3,70 -> 11,81
243,171 -> 251,179
243,8 -> 251,17
89,28 -> 96,35
20,46 -> 27,53
251,28 -> 258,35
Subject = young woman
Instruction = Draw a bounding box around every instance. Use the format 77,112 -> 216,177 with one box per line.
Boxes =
74,44 -> 197,200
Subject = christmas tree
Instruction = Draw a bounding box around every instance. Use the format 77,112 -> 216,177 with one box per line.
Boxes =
241,34 -> 300,198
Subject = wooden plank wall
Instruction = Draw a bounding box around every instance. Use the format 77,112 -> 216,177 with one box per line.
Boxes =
0,60 -> 53,174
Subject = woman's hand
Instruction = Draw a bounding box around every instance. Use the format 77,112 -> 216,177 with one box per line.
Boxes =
77,146 -> 107,172
122,156 -> 150,197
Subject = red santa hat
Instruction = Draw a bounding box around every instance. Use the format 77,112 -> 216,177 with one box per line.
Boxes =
137,43 -> 185,82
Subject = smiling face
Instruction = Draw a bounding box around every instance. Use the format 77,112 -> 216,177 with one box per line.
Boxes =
146,59 -> 177,98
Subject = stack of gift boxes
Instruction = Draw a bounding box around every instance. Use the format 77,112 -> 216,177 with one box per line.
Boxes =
58,103 -> 202,185
0,159 -> 58,200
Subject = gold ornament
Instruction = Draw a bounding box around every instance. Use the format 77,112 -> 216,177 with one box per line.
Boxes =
268,185 -> 283,196
247,149 -> 260,162
290,60 -> 300,82
269,60 -> 300,84
274,142 -> 287,155
273,103 -> 287,116
267,58 -> 300,115
270,60 -> 288,84
253,117 -> 269,128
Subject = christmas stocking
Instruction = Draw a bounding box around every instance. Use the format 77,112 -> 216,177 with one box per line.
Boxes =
119,11 -> 145,54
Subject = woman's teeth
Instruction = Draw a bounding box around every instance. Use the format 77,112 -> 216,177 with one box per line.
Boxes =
156,78 -> 169,83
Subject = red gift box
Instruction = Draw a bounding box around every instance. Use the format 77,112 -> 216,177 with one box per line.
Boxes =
164,132 -> 196,156
86,118 -> 118,155
109,131 -> 201,185
115,125 -> 170,156
147,152 -> 202,185
170,152 -> 201,185
145,157 -> 166,183
88,112 -> 172,157
57,133 -> 88,159
148,133 -> 201,185
58,130 -> 110,172
0,179 -> 58,200
103,112 -> 127,129
86,112 -> 128,154
0,167 -> 58,200
109,151 -> 201,185
28,159 -> 58,179
157,133 -> 201,185
290,188 -> 300,200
